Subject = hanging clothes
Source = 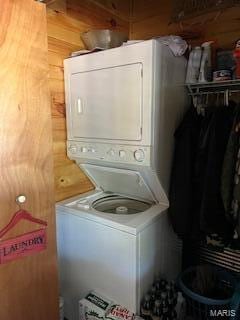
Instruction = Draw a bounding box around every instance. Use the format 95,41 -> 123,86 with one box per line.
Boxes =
190,108 -> 214,239
221,106 -> 240,244
168,107 -> 202,239
169,104 -> 235,241
197,105 -> 235,238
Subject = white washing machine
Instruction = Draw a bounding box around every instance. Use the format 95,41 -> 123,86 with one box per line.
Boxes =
57,39 -> 187,320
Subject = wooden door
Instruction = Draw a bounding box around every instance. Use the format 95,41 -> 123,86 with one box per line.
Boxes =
0,1 -> 59,319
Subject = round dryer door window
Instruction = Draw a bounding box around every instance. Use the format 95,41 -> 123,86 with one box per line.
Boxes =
92,195 -> 152,214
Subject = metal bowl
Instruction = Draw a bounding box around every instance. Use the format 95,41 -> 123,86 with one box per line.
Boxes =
81,29 -> 128,50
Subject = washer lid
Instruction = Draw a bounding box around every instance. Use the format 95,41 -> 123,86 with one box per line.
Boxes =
80,164 -> 168,205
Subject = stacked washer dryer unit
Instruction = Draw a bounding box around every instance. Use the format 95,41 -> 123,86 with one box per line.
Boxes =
57,39 -> 187,320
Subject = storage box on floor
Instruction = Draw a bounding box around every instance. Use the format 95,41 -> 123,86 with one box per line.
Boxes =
79,291 -> 135,320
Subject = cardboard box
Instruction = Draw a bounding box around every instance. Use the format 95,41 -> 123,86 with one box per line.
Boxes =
106,305 -> 134,320
79,291 -> 113,320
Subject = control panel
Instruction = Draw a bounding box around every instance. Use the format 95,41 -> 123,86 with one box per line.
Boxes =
67,141 -> 151,166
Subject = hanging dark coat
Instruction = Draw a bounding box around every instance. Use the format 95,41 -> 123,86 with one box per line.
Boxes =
197,105 -> 234,239
169,107 -> 202,239
169,105 -> 234,240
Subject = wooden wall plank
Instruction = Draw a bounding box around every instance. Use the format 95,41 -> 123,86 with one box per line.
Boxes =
47,0 -> 66,13
131,0 -> 164,23
0,1 -> 59,319
54,162 -> 94,198
67,0 -> 129,33
47,0 -> 130,21
130,0 -> 240,49
203,8 -> 240,48
130,1 -> 175,40
47,9 -> 89,47
85,0 -> 131,21
47,0 -> 130,201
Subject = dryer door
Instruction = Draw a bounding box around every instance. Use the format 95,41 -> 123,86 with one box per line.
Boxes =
69,63 -> 143,141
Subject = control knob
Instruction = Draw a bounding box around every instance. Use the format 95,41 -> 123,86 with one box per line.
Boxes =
69,145 -> 77,154
134,149 -> 145,162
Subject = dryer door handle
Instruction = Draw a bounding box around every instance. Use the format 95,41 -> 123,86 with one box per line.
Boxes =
76,97 -> 83,114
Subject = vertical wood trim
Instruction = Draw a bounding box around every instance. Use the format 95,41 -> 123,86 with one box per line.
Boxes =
0,1 -> 59,319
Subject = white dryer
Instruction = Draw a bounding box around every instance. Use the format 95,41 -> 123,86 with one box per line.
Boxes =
57,39 -> 187,320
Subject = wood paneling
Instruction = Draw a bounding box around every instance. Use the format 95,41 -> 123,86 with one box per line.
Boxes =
130,0 -> 240,49
130,1 -> 175,40
47,0 -> 130,201
47,0 -> 130,21
47,0 -> 66,13
0,1 -> 58,319
67,0 -> 129,32
89,0 -> 131,20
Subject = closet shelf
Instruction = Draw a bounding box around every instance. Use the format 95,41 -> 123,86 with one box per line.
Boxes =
186,79 -> 240,96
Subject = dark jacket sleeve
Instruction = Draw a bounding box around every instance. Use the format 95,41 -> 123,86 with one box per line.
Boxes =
169,107 -> 201,238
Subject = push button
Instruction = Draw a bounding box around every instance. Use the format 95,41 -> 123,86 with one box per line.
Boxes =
119,150 -> 126,158
81,147 -> 88,153
108,149 -> 115,156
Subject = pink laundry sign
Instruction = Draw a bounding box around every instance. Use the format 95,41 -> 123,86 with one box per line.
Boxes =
0,210 -> 47,264
0,228 -> 47,264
